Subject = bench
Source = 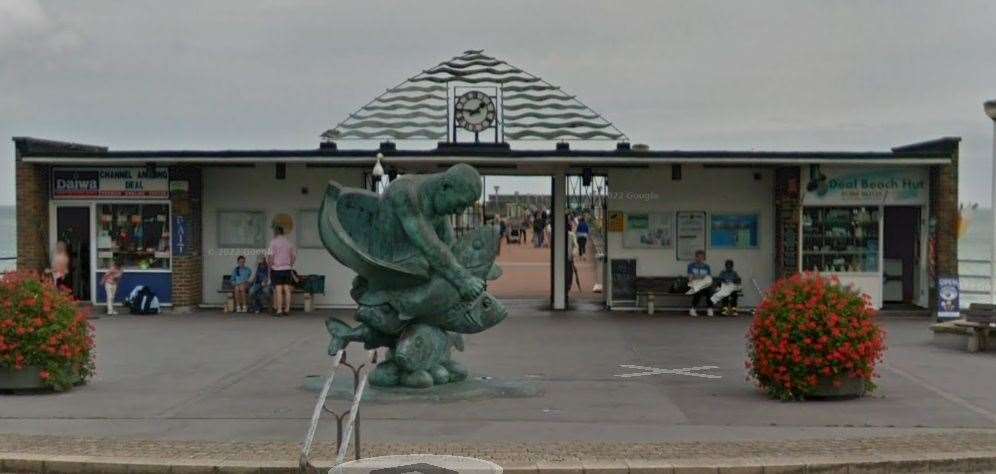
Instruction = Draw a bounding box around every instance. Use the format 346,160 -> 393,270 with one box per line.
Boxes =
955,304 -> 996,352
219,274 -> 325,313
634,276 -> 692,315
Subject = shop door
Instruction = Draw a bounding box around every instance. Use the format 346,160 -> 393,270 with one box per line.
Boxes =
55,206 -> 92,301
883,206 -> 920,305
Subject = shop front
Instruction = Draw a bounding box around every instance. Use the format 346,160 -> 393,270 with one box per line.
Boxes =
801,165 -> 930,308
49,167 -> 173,305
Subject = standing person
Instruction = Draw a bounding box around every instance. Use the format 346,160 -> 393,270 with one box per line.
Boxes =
101,260 -> 123,315
231,255 -> 253,313
687,250 -> 714,317
576,217 -> 590,260
565,222 -> 580,297
51,241 -> 71,293
267,225 -> 297,317
248,255 -> 272,314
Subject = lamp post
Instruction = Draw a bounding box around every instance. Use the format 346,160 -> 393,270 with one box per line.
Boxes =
985,100 -> 996,303
493,185 -> 500,216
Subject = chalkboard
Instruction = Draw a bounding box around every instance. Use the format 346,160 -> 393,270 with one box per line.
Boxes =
611,258 -> 637,301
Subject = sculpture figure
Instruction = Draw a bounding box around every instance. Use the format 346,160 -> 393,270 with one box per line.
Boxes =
319,164 -> 507,388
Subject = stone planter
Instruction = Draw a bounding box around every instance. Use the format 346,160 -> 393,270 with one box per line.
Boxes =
0,365 -> 84,391
808,375 -> 867,399
0,366 -> 48,391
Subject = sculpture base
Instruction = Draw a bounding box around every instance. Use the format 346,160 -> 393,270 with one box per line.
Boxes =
302,375 -> 542,403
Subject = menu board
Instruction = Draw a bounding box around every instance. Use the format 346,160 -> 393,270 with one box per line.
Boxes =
676,211 -> 707,260
623,213 -> 673,248
610,258 -> 637,301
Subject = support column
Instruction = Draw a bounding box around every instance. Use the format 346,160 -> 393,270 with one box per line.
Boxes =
14,160 -> 49,272
552,172 -> 567,310
169,165 -> 203,311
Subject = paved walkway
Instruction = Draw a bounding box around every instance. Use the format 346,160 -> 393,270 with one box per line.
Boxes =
490,231 -> 602,301
1,304 -> 995,466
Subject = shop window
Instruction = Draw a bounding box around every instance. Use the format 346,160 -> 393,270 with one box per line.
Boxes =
296,209 -> 323,249
97,204 -> 171,270
801,206 -> 879,273
217,210 -> 267,249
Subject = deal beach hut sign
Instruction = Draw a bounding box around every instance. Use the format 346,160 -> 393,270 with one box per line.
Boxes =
52,167 -> 169,199
803,166 -> 928,205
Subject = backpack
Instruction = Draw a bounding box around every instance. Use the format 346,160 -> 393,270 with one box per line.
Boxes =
126,285 -> 160,315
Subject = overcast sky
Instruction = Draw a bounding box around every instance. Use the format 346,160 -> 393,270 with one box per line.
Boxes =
2,0 -> 995,205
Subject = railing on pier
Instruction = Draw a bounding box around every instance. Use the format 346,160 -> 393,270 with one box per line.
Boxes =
300,349 -> 378,473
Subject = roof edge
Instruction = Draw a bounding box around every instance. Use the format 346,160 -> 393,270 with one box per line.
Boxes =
13,136 -> 108,156
891,136 -> 961,154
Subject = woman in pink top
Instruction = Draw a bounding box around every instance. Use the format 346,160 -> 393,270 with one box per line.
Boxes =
266,225 -> 297,316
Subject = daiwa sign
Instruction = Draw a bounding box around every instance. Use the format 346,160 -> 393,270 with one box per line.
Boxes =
52,167 -> 169,199
803,166 -> 928,205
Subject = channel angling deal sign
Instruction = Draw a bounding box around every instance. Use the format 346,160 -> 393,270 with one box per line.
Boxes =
52,168 -> 169,199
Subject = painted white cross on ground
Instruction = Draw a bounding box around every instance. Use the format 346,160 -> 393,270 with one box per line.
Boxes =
616,364 -> 722,379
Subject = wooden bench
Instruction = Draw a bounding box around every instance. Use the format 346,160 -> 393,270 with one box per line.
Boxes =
219,274 -> 325,313
634,276 -> 691,315
955,304 -> 996,352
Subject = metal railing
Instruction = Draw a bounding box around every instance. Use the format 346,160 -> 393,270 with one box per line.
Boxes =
300,349 -> 378,473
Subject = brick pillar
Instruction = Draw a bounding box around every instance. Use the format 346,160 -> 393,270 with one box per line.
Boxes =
169,166 -> 203,311
774,166 -> 801,279
15,160 -> 50,272
929,149 -> 959,309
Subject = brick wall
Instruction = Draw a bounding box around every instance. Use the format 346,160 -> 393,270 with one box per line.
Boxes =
929,148 -> 959,309
773,166 -> 801,279
15,160 -> 49,272
169,166 -> 203,310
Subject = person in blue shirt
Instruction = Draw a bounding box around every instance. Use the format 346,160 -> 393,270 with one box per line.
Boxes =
248,255 -> 272,314
687,250 -> 714,317
231,255 -> 253,313
576,217 -> 590,259
715,259 -> 742,316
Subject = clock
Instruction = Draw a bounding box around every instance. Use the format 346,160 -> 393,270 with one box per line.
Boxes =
454,91 -> 496,132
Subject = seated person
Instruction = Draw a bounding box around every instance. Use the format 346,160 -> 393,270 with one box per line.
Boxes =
231,255 -> 253,313
712,259 -> 743,316
248,255 -> 273,314
686,250 -> 714,317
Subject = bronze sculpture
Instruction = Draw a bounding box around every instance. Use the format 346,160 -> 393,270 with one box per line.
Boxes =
319,164 -> 507,388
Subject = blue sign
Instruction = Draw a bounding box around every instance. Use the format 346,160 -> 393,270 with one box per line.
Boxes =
710,213 -> 759,249
937,276 -> 960,321
172,215 -> 190,257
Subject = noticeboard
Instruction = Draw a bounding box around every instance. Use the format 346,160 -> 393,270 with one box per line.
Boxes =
623,213 -> 673,248
675,211 -> 707,260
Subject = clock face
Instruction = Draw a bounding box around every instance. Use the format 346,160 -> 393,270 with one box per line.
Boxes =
454,91 -> 496,132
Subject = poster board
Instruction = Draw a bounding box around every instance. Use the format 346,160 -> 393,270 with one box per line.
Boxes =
936,276 -> 960,321
623,213 -> 673,248
217,210 -> 267,249
675,211 -> 707,260
606,211 -> 625,232
710,213 -> 759,249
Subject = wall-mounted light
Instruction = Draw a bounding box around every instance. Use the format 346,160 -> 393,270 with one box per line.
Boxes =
275,163 -> 286,180
372,153 -> 385,178
671,164 -> 682,181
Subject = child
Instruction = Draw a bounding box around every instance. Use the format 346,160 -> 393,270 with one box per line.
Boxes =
231,255 -> 253,313
713,260 -> 743,316
101,261 -> 123,315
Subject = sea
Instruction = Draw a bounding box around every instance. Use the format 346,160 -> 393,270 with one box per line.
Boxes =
1,206 -> 14,273
0,205 -> 992,307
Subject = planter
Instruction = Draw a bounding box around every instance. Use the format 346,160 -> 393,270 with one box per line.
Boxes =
0,365 -> 84,392
808,375 -> 866,399
0,366 -> 48,391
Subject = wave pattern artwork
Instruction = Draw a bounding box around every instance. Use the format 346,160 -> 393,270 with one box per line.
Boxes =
322,50 -> 627,141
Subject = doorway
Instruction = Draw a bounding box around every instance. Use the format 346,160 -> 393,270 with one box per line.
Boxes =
883,206 -> 921,306
55,206 -> 92,301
